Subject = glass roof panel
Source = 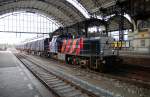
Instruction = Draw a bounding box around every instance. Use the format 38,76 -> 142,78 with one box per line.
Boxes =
66,0 -> 90,18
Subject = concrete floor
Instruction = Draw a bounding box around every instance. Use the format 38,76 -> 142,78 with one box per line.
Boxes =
0,51 -> 55,97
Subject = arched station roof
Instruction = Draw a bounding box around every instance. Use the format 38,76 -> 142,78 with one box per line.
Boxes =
0,0 -> 135,30
0,0 -> 88,26
78,0 -> 116,14
0,0 -> 119,26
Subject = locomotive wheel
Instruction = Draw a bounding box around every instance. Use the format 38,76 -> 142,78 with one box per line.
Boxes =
67,56 -> 73,65
98,60 -> 106,73
76,57 -> 80,65
66,57 -> 70,64
73,57 -> 76,65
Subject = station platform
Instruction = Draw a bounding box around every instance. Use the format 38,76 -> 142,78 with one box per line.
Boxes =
0,51 -> 54,97
120,51 -> 150,58
1,50 -> 150,97
119,51 -> 150,68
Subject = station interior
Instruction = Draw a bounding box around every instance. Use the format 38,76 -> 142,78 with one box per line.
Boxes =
0,0 -> 149,97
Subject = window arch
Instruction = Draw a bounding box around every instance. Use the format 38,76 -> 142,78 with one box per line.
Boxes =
0,11 -> 60,44
0,11 -> 60,33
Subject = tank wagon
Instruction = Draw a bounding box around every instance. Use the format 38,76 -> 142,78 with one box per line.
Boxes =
16,18 -> 121,72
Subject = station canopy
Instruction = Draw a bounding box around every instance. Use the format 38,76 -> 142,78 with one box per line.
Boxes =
0,0 -> 141,31
0,0 -> 119,26
0,0 -> 87,26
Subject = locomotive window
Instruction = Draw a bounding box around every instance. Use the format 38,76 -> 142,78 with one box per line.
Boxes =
88,26 -> 105,33
110,30 -> 129,41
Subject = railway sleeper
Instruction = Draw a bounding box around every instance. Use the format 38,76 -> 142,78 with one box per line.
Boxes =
50,82 -> 67,88
39,72 -> 51,77
28,65 -> 38,69
78,94 -> 89,97
63,90 -> 82,97
42,74 -> 56,77
34,69 -> 45,73
40,75 -> 55,78
43,76 -> 57,80
59,87 -> 76,93
47,80 -> 63,85
45,79 -> 60,83
57,88 -> 83,97
54,85 -> 71,91
43,76 -> 58,80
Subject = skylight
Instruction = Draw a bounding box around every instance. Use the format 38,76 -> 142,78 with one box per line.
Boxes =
66,0 -> 90,18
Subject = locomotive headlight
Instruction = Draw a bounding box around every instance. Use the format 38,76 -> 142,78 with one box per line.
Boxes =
102,60 -> 106,64
101,50 -> 103,54
112,50 -> 115,54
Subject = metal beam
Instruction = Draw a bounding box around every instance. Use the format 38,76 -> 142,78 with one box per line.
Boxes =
0,31 -> 49,34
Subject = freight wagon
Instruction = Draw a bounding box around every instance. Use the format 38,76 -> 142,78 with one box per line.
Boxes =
17,38 -> 50,56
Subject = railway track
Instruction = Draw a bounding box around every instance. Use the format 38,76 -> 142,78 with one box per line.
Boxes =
110,64 -> 150,87
15,54 -> 102,97
41,55 -> 150,89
